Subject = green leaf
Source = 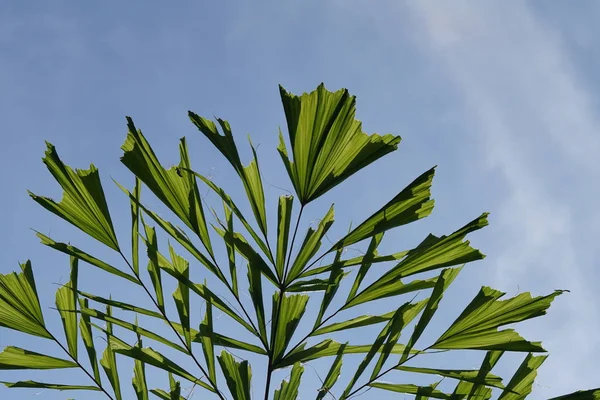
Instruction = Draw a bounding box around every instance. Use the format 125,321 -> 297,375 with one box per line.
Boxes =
278,83 -> 401,204
143,218 -> 165,312
452,350 -> 503,399
78,298 -> 101,382
433,287 -> 565,352
1,380 -> 101,391
498,353 -> 547,400
279,339 -> 418,368
81,306 -> 186,354
150,374 -> 185,400
368,382 -> 452,399
55,256 -> 79,359
29,142 -> 119,250
168,374 -> 181,400
287,205 -> 335,283
372,299 -> 429,379
347,233 -> 383,300
215,227 -> 278,285
550,389 -> 600,400
276,195 -> 294,280
341,301 -> 426,398
316,343 -> 346,400
37,233 -> 139,284
401,267 -> 462,362
0,347 -> 77,369
131,177 -> 142,274
344,276 -> 437,310
217,350 -> 252,400
273,362 -> 303,400
200,300 -> 217,384
100,305 -> 122,400
0,260 -> 51,339
170,246 -> 191,347
189,113 -> 268,237
172,321 -> 267,355
151,252 -> 257,337
299,248 -> 409,279
132,336 -> 149,400
313,311 -> 397,336
181,169 -> 272,263
333,167 -> 435,250
271,293 -> 309,362
223,203 -> 238,296
313,249 -> 345,328
79,291 -> 163,319
121,119 -> 212,254
397,366 -> 504,389
109,335 -> 214,393
247,262 -> 268,342
150,388 -> 185,400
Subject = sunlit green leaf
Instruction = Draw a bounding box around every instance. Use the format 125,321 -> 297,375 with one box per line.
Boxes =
433,287 -> 564,352
143,218 -> 165,312
279,339 -> 418,368
397,366 -> 504,389
347,233 -> 383,300
100,304 -> 122,400
313,250 -> 345,329
200,299 -> 217,384
180,168 -> 272,262
278,83 -> 401,204
276,195 -> 294,280
271,293 -> 309,362
0,347 -> 76,370
132,333 -> 149,400
333,168 -> 435,250
344,276 -> 437,310
109,334 -> 214,393
214,227 -> 277,285
81,307 -> 186,354
452,350 -> 503,399
247,262 -> 268,342
316,343 -> 346,400
29,142 -> 119,250
0,261 -> 51,339
78,298 -> 101,382
498,353 -> 547,400
286,205 -> 335,283
121,119 -> 212,254
170,245 -> 191,347
79,291 -> 162,319
273,362 -> 303,400
116,174 -> 226,284
55,256 -> 79,359
299,248 -> 409,279
189,113 -> 268,237
401,268 -> 462,362
37,233 -> 139,284
217,350 -> 252,400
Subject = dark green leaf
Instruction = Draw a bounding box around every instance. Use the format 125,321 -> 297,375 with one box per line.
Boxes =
217,350 -> 252,400
0,347 -> 77,370
273,362 -> 303,400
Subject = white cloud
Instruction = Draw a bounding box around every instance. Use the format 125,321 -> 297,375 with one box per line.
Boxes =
408,1 -> 600,397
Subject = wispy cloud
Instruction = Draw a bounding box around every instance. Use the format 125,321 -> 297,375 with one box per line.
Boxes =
408,1 -> 600,397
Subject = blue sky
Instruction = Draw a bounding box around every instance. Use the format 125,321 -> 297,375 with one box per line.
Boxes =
1,1 -> 599,399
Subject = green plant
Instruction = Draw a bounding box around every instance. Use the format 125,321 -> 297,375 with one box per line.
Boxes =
1,83 -> 597,400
